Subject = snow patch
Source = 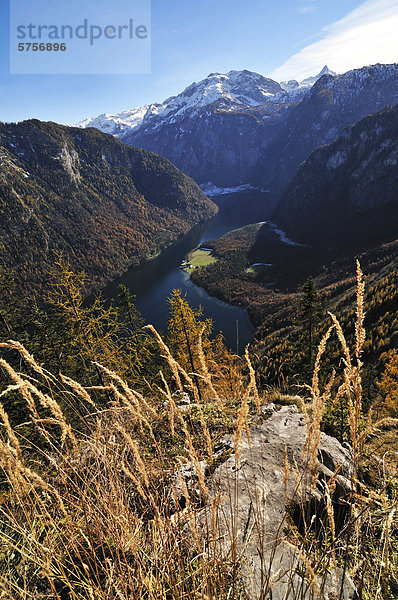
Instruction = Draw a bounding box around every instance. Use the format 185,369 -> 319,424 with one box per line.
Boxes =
263,221 -> 307,247
200,182 -> 270,197
327,150 -> 348,170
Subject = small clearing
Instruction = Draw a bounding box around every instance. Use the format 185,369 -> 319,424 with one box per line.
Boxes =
183,248 -> 218,274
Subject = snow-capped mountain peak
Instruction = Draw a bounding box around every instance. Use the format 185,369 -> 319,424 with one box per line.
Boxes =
76,69 -> 286,135
301,65 -> 336,86
280,65 -> 336,93
75,66 -> 339,139
162,70 -> 283,112
76,105 -> 153,137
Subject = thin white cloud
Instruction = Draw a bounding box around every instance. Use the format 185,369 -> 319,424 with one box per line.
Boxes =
270,0 -> 398,81
299,5 -> 318,14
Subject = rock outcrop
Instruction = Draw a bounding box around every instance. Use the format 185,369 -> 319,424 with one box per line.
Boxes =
179,406 -> 358,599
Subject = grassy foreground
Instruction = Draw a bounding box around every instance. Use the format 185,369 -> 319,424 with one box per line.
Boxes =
0,264 -> 396,599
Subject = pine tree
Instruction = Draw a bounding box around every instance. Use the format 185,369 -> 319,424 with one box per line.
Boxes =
116,285 -> 143,332
0,268 -> 29,338
297,276 -> 322,377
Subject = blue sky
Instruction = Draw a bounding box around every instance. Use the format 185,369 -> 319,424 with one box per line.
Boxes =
1,0 -> 397,124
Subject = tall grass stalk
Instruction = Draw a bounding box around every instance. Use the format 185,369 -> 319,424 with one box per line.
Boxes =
0,264 -> 396,599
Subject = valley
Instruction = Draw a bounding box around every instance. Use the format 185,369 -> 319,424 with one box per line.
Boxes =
73,63 -> 398,373
101,191 -> 275,350
2,64 -> 396,360
1,54 -> 397,600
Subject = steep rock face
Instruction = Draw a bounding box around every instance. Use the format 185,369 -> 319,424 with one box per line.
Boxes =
0,120 -> 217,291
124,104 -> 287,187
274,105 -> 398,246
259,63 -> 398,192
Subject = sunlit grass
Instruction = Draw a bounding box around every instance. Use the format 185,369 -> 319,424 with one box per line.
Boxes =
184,248 -> 218,274
0,262 -> 396,599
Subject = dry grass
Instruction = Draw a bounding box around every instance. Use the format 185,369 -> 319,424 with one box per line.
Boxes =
0,263 -> 396,599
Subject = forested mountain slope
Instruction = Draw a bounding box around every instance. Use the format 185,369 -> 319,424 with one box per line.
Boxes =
274,104 -> 398,246
0,120 -> 217,291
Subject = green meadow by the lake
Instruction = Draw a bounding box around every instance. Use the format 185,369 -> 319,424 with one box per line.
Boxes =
185,248 -> 218,273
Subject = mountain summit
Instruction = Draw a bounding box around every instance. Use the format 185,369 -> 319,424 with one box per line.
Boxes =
174,69 -> 283,108
301,65 -> 336,85
280,65 -> 336,92
76,63 -> 398,189
77,69 -> 284,138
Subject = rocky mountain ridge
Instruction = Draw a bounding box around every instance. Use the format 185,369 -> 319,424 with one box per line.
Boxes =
260,63 -> 398,192
76,68 -> 319,138
76,64 -> 398,191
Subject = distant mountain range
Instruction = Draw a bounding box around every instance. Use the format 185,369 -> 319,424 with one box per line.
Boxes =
77,68 -> 313,136
0,120 -> 216,291
76,64 -> 398,191
76,66 -> 335,187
